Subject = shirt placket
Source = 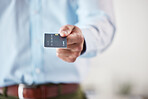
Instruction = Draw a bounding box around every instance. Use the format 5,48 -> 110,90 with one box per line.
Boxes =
30,0 -> 43,83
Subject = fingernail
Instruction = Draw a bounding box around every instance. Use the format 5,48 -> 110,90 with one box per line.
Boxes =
60,33 -> 64,37
64,31 -> 68,35
61,31 -> 68,36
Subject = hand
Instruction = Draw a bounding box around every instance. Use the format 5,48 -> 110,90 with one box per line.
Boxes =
56,25 -> 84,63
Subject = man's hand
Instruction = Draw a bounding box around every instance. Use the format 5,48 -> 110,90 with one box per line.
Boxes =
56,25 -> 84,63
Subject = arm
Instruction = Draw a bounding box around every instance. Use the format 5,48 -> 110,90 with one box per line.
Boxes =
76,0 -> 116,57
56,0 -> 116,62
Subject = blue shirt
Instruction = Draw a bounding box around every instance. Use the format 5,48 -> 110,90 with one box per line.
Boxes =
0,0 -> 115,87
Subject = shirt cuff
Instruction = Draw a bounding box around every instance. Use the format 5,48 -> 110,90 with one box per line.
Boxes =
80,39 -> 86,55
79,27 -> 98,58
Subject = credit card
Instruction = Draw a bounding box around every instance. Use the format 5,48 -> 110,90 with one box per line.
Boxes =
44,33 -> 67,48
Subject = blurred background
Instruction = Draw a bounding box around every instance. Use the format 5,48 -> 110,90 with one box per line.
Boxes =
82,0 -> 148,99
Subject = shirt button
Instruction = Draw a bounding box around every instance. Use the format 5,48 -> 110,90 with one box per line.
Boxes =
35,68 -> 40,73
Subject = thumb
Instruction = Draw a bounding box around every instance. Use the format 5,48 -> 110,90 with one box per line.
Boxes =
59,25 -> 75,37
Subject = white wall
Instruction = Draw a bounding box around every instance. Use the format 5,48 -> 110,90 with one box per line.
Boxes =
82,0 -> 148,98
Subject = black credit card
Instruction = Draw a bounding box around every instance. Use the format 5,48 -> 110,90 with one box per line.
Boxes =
44,33 -> 67,48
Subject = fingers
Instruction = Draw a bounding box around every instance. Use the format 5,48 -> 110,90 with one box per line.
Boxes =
56,49 -> 72,56
57,25 -> 84,63
67,32 -> 83,45
56,49 -> 81,63
59,24 -> 75,37
57,55 -> 77,63
67,43 -> 83,52
59,25 -> 83,45
56,48 -> 81,56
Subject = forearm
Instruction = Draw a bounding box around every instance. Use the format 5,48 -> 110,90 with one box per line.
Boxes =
78,15 -> 116,57
75,0 -> 116,58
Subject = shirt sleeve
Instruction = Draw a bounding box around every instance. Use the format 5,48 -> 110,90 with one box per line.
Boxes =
75,0 -> 116,58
